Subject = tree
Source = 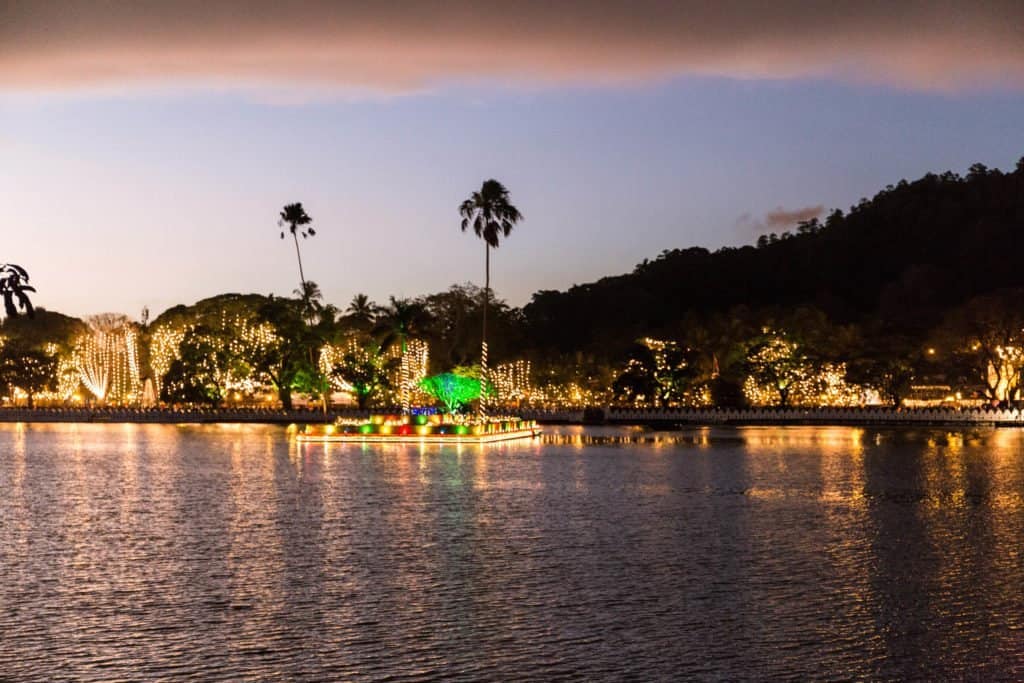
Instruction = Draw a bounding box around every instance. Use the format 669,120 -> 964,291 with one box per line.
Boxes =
0,264 -> 36,319
279,202 -> 315,291
0,343 -> 56,407
294,280 -> 324,324
846,327 -> 921,406
159,325 -> 236,406
289,280 -> 340,412
612,338 -> 700,407
932,289 -> 1024,402
743,333 -> 810,407
344,293 -> 377,331
459,179 -> 522,413
330,343 -> 394,409
419,372 -> 484,414
372,296 -> 432,412
252,296 -> 312,409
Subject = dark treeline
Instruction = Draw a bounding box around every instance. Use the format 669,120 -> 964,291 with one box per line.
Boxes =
523,158 -> 1024,358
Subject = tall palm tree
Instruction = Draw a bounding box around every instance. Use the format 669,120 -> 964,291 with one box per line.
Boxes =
372,297 -> 432,413
0,264 -> 35,318
279,202 -> 315,290
345,293 -> 377,329
459,179 -> 522,414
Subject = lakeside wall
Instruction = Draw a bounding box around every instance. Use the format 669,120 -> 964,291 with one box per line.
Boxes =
521,406 -> 1024,427
0,407 -> 339,424
1,405 -> 1024,426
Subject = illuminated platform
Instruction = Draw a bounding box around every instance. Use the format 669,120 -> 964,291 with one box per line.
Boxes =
294,414 -> 541,444
297,427 -> 540,444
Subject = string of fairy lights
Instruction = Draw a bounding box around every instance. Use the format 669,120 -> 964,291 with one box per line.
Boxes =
75,317 -> 142,403
319,337 -> 430,405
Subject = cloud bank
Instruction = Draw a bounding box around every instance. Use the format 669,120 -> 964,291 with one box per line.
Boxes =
3,1 -> 1024,93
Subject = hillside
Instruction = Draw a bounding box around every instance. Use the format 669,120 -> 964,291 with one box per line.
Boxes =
523,159 -> 1024,356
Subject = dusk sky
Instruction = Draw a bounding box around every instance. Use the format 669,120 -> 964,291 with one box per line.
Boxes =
4,1 -> 1024,319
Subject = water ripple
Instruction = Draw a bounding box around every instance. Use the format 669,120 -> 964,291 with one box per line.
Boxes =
1,423 -> 1023,680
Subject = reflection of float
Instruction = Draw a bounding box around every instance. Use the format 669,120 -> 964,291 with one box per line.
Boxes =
295,412 -> 541,444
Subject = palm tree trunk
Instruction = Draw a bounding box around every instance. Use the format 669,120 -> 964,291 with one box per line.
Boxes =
479,243 -> 489,418
292,231 -> 306,289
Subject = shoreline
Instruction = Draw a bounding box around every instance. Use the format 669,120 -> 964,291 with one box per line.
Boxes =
0,406 -> 1021,427
521,406 -> 1024,428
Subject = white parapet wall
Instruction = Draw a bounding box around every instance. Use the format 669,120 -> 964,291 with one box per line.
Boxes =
521,406 -> 1024,426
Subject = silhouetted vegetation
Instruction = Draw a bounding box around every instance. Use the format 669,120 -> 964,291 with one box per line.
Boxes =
9,159 -> 1024,409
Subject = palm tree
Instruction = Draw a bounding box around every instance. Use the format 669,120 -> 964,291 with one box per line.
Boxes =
372,297 -> 433,413
459,179 -> 522,414
0,264 -> 35,318
293,280 -> 323,324
345,293 -> 377,329
279,202 -> 315,290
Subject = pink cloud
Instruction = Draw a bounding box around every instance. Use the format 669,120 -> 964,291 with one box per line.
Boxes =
3,2 -> 1024,93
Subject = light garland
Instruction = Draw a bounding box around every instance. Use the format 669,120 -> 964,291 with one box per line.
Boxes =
73,315 -> 142,403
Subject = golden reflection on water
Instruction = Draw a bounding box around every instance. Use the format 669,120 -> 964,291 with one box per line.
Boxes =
4,423 -> 1024,679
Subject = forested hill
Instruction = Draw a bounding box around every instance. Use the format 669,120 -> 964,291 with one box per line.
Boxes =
523,158 -> 1024,355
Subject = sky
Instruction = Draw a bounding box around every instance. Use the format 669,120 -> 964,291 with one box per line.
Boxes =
3,1 -> 1024,319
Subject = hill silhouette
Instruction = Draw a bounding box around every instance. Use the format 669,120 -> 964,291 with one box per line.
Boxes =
523,158 -> 1024,357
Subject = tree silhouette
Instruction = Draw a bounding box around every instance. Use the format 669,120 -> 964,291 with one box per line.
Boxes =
0,264 -> 35,319
278,203 -> 315,291
344,293 -> 377,330
459,179 -> 522,414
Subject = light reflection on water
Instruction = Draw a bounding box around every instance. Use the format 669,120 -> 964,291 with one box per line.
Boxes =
1,423 -> 1023,680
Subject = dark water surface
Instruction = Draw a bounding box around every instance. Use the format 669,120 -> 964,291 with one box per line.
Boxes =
2,424 -> 1024,681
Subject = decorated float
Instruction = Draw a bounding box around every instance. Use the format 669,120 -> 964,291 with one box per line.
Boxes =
295,411 -> 540,444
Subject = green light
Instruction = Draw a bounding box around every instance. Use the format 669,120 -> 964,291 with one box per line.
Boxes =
419,372 -> 482,413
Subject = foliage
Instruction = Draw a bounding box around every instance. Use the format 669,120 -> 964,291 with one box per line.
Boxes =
279,201 -> 316,294
252,296 -> 315,409
932,289 -> 1024,401
743,333 -> 812,407
372,297 -> 433,354
523,159 -> 1024,360
329,342 -> 394,409
343,293 -> 377,331
0,264 -> 36,319
0,343 -> 57,407
419,372 -> 483,414
421,284 -> 524,370
612,338 -> 703,407
459,179 -> 523,250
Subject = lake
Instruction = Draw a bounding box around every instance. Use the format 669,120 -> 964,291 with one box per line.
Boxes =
1,423 -> 1022,680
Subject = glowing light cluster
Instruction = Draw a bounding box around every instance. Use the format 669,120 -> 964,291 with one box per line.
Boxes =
743,335 -> 865,407
988,345 -> 1022,401
398,338 -> 430,412
150,313 -> 280,401
320,337 -> 429,407
491,360 -> 533,403
148,325 -> 186,398
73,315 -> 142,403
